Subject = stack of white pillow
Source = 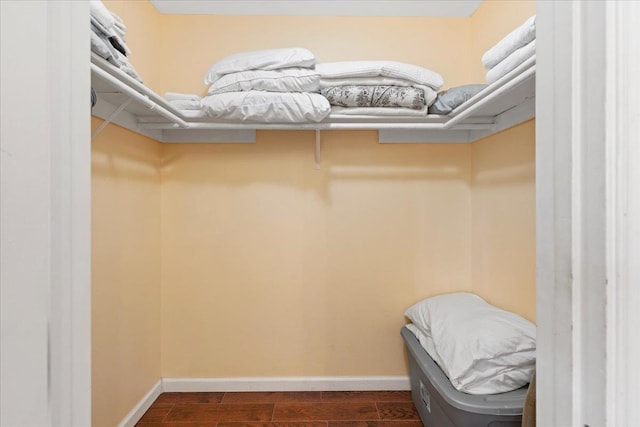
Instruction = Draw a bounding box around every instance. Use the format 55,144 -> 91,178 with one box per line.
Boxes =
482,15 -> 536,84
200,48 -> 330,123
405,292 -> 536,395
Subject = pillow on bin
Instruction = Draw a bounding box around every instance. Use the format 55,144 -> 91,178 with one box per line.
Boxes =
405,292 -> 535,395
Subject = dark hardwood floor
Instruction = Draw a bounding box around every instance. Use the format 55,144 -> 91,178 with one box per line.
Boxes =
135,391 -> 422,426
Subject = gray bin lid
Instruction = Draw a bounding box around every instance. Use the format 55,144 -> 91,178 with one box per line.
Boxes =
401,326 -> 528,416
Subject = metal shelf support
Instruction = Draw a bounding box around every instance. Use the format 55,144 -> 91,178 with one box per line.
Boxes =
92,97 -> 132,139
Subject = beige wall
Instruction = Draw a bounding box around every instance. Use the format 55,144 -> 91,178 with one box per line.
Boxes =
155,9 -> 480,378
159,15 -> 475,95
91,118 -> 162,427
161,134 -> 471,376
471,121 -> 536,322
468,0 -> 536,322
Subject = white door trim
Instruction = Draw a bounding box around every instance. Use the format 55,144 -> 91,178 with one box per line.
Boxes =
1,2 -> 91,426
49,2 -> 92,426
536,2 -> 576,425
538,1 -> 639,426
605,1 -> 640,426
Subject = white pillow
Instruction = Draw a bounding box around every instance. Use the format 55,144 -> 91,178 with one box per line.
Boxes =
204,48 -> 316,85
405,323 -> 444,369
405,292 -> 536,395
208,68 -> 320,95
200,91 -> 330,123
316,61 -> 444,90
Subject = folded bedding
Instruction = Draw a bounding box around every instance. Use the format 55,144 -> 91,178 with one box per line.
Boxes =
316,61 -> 442,117
317,61 -> 443,91
320,76 -> 431,89
90,1 -> 131,56
91,29 -> 142,82
321,85 -> 427,110
168,99 -> 202,110
91,30 -> 115,62
329,106 -> 429,117
177,110 -> 209,120
90,0 -> 116,32
482,15 -> 536,70
486,40 -> 536,84
165,92 -> 202,102
405,292 -> 536,395
110,11 -> 127,35
201,91 -> 331,123
90,0 -> 142,82
208,68 -> 320,95
204,48 -> 316,85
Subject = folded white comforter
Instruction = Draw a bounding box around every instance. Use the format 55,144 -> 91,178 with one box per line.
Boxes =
317,61 -> 443,91
168,99 -> 202,110
165,92 -> 202,102
201,91 -> 331,123
208,68 -> 320,95
486,40 -> 536,84
482,15 -> 536,70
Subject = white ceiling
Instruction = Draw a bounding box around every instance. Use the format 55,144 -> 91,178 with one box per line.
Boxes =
149,1 -> 483,17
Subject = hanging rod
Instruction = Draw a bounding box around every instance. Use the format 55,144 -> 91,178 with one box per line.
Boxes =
443,64 -> 536,129
90,63 -> 189,129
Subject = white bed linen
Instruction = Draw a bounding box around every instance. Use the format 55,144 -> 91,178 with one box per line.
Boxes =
165,92 -> 202,102
482,15 -> 536,70
208,68 -> 320,95
201,91 -> 330,123
204,48 -> 316,85
90,0 -> 131,55
321,76 -> 433,89
90,1 -> 115,34
405,323 -> 443,368
177,110 -> 208,119
111,11 -> 127,33
317,61 -> 443,90
329,105 -> 429,117
168,99 -> 201,110
486,40 -> 536,84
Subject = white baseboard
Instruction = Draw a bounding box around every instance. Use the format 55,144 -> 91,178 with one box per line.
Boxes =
117,379 -> 162,427
162,376 -> 410,392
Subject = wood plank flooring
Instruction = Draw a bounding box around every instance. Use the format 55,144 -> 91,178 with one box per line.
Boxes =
136,391 -> 421,427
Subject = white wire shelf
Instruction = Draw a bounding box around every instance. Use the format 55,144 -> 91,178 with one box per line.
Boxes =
90,53 -> 535,144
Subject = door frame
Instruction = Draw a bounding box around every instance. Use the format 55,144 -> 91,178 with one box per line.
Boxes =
49,2 -> 92,426
536,1 -> 639,425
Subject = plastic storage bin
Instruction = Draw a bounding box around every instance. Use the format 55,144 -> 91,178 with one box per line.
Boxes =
401,326 -> 528,427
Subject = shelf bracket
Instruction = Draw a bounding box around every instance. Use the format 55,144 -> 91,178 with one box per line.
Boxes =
315,130 -> 321,169
92,97 -> 133,139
